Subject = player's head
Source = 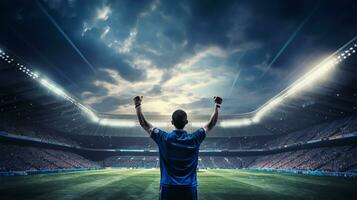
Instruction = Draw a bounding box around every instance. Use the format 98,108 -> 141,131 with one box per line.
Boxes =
171,109 -> 188,129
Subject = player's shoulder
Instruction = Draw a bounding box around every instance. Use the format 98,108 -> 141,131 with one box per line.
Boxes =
191,128 -> 206,135
150,128 -> 169,142
151,127 -> 168,135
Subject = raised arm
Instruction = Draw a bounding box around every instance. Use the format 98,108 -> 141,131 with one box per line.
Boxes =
203,96 -> 222,133
134,96 -> 153,135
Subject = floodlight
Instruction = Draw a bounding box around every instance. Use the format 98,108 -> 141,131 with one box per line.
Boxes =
220,37 -> 356,127
98,118 -> 136,127
220,118 -> 253,128
251,115 -> 260,123
40,78 -> 67,97
33,72 -> 40,79
77,103 -> 99,123
286,58 -> 336,97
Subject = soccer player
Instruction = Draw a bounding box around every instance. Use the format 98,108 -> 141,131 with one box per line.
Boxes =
134,96 -> 222,200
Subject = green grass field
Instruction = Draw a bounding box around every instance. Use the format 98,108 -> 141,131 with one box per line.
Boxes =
0,169 -> 356,200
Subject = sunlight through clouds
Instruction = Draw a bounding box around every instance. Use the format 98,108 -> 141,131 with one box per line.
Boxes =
82,47 -> 235,115
96,5 -> 111,21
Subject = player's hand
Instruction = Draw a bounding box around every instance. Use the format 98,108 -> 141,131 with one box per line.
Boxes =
133,96 -> 143,108
213,96 -> 223,108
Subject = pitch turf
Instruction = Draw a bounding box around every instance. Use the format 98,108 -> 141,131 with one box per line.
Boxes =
0,169 -> 356,200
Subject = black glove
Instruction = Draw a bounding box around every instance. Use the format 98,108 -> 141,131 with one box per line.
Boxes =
133,96 -> 143,108
214,96 -> 223,108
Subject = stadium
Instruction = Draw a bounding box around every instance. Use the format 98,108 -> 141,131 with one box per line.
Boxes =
1,0 -> 357,200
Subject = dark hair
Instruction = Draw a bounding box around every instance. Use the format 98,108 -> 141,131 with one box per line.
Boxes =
172,109 -> 188,129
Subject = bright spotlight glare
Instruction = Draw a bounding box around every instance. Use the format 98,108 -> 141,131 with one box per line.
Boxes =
191,122 -> 205,127
99,118 -> 136,127
253,58 -> 337,122
33,72 -> 40,78
220,36 -> 355,128
40,78 -> 67,97
254,95 -> 285,121
220,118 -> 253,128
77,104 -> 99,123
251,116 -> 260,123
286,58 -> 336,97
151,121 -> 171,127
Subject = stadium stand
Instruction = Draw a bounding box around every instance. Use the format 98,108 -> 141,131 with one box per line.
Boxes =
101,145 -> 357,172
0,143 -> 99,172
65,115 -> 357,151
247,146 -> 357,172
1,114 -> 357,173
68,135 -> 273,150
264,115 -> 357,148
0,119 -> 78,146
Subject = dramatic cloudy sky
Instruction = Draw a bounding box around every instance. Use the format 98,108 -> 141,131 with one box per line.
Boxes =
0,0 -> 356,115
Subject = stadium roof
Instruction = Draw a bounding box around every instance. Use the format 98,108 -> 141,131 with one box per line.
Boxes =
0,1 -> 357,137
1,37 -> 357,137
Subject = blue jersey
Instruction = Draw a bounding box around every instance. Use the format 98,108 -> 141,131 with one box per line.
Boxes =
150,128 -> 206,187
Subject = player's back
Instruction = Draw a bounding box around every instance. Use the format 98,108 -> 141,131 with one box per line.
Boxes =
150,128 -> 206,186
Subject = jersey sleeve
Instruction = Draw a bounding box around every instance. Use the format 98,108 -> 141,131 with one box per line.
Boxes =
192,128 -> 206,144
150,128 -> 166,144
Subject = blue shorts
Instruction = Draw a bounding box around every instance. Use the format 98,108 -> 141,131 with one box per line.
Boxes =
159,185 -> 198,200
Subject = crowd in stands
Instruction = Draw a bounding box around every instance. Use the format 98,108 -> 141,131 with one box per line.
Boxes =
264,115 -> 357,149
103,156 -> 159,168
71,115 -> 357,151
0,143 -> 99,172
102,156 -> 245,169
101,145 -> 357,172
0,120 -> 78,146
70,135 -> 156,149
70,135 -> 272,151
247,145 -> 357,172
1,115 -> 357,173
